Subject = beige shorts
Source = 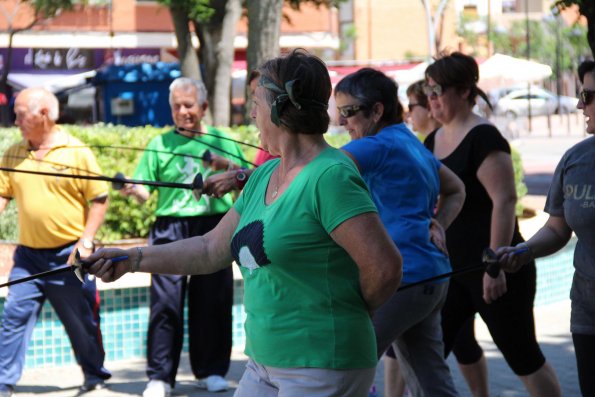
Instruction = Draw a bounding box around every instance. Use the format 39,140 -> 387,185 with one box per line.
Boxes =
233,358 -> 375,397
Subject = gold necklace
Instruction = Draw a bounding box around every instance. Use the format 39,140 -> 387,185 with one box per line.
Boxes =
271,143 -> 322,199
271,166 -> 282,198
272,161 -> 293,199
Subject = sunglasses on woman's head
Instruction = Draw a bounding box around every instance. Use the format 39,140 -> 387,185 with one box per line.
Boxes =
579,90 -> 595,106
338,104 -> 366,118
422,83 -> 447,98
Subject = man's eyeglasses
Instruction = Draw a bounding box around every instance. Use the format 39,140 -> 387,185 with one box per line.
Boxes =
338,104 -> 366,118
423,83 -> 447,98
579,90 -> 595,106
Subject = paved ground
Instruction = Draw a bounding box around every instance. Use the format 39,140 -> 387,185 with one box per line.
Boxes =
14,300 -> 578,396
13,114 -> 590,396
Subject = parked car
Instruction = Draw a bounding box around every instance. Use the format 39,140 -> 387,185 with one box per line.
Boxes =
495,87 -> 578,118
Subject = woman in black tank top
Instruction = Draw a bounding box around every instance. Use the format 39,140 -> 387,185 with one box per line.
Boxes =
423,52 -> 561,397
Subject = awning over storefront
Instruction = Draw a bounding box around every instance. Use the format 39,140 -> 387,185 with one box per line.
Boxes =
7,70 -> 96,93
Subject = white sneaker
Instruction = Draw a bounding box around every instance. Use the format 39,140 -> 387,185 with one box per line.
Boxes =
142,380 -> 171,397
0,386 -> 14,397
196,375 -> 228,392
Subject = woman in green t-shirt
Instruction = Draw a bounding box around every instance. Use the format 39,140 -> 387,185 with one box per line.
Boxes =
84,49 -> 404,397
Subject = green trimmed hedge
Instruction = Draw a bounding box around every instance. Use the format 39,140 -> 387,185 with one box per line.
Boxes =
0,124 -> 167,242
0,129 -> 20,241
511,148 -> 528,217
0,124 -> 267,242
0,125 -> 525,243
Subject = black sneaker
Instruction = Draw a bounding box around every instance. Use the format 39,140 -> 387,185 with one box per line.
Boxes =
79,380 -> 107,393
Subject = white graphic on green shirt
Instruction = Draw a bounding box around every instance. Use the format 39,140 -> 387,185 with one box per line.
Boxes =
176,157 -> 200,182
171,190 -> 209,213
171,156 -> 210,212
239,246 -> 260,275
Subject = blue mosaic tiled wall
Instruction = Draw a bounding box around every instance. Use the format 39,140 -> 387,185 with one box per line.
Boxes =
0,279 -> 246,369
534,237 -> 576,307
0,241 -> 576,370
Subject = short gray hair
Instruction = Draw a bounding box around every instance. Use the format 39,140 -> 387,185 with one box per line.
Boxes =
169,77 -> 208,107
26,88 -> 59,121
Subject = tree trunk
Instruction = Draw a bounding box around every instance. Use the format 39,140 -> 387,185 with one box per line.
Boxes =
434,0 -> 449,54
170,6 -> 201,81
421,0 -> 434,59
195,1 -> 225,104
195,0 -> 241,127
435,10 -> 445,53
246,0 -> 283,117
246,0 -> 283,80
213,0 -> 241,127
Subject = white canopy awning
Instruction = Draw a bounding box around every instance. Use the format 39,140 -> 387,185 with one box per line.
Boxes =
7,70 -> 96,93
389,61 -> 429,86
479,53 -> 552,90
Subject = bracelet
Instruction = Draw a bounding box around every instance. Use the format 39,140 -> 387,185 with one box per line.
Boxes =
130,247 -> 142,273
485,263 -> 501,278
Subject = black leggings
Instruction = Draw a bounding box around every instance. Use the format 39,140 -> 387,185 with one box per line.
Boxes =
452,316 -> 482,365
442,263 -> 545,376
573,333 -> 595,396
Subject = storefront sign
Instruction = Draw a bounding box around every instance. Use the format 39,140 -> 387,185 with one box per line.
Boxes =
0,48 -> 162,72
23,48 -> 95,70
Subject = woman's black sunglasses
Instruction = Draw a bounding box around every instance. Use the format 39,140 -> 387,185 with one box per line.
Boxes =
338,104 -> 366,118
579,90 -> 595,106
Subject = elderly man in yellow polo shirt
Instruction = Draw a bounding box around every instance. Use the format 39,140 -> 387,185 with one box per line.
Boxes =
0,87 -> 112,397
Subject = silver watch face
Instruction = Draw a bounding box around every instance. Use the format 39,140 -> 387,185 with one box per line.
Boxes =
236,172 -> 247,181
82,239 -> 94,249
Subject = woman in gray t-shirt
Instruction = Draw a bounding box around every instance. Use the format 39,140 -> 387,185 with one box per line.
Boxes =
496,60 -> 595,396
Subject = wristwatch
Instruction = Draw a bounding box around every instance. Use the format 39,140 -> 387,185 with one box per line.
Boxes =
235,169 -> 248,189
80,238 -> 94,250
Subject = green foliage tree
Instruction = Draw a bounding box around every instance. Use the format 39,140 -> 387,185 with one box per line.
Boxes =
554,0 -> 595,59
286,0 -> 342,6
157,0 -> 213,80
246,0 -> 345,104
159,0 -> 344,127
456,13 -> 482,55
157,0 -> 242,127
490,18 -> 589,71
458,13 -> 589,73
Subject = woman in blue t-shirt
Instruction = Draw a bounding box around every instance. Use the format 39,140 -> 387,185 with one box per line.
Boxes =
336,68 -> 465,397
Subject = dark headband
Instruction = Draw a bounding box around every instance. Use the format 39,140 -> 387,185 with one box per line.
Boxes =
259,76 -> 328,111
